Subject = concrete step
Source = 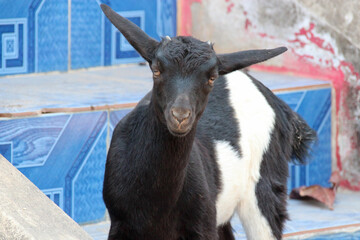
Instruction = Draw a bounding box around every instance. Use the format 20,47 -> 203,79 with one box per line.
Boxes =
0,154 -> 92,240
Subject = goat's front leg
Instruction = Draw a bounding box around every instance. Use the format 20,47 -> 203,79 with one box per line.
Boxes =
107,221 -> 131,240
237,176 -> 288,240
183,214 -> 218,240
217,222 -> 235,240
181,200 -> 218,240
236,178 -> 283,240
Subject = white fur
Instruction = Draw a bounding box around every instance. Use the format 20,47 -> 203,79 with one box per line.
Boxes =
215,71 -> 276,240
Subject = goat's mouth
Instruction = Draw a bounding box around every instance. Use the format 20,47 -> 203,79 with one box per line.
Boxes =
168,127 -> 191,137
166,121 -> 193,137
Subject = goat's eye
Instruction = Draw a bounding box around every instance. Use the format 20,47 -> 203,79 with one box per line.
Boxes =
153,70 -> 161,77
208,77 -> 216,86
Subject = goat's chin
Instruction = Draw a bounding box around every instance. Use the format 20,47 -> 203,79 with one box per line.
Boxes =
167,126 -> 192,137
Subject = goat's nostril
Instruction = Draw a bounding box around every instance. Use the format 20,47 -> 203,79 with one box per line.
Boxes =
171,108 -> 191,123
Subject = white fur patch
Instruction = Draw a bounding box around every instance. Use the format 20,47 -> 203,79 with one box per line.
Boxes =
215,71 -> 276,240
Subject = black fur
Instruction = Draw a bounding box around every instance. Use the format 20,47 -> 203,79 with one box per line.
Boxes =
100,4 -> 316,240
250,77 -> 316,239
103,75 -> 238,240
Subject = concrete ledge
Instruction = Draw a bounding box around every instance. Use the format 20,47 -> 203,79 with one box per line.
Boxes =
0,154 -> 92,240
0,65 -> 329,118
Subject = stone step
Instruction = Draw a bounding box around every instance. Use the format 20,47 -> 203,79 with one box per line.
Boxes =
0,154 -> 92,240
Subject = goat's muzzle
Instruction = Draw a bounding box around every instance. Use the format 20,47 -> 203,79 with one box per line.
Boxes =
166,107 -> 193,137
171,107 -> 191,124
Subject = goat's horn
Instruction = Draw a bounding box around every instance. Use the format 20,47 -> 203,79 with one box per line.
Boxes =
166,36 -> 171,40
100,4 -> 159,62
207,41 -> 211,45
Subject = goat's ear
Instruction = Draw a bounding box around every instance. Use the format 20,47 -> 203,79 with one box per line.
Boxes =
100,4 -> 159,62
217,47 -> 287,75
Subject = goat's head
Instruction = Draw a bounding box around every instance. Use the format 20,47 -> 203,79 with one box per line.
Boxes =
101,4 -> 287,137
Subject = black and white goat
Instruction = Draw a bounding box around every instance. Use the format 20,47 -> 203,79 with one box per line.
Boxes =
101,4 -> 316,240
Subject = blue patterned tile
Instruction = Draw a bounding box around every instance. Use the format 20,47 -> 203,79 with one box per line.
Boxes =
0,0 -> 31,19
0,142 -> 12,162
0,114 -> 70,168
71,0 -> 176,68
73,126 -> 107,223
308,108 -> 332,187
62,111 -> 107,220
0,0 -> 177,75
276,91 -> 305,111
71,0 -> 103,69
42,188 -> 64,208
112,10 -> 145,64
103,0 -> 176,65
0,19 -> 27,75
0,111 -> 108,223
35,0 -> 68,72
156,0 -> 177,38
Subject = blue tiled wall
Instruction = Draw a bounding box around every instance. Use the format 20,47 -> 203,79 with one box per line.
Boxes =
0,0 -> 177,75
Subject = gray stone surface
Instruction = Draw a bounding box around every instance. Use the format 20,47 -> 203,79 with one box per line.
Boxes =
0,154 -> 92,240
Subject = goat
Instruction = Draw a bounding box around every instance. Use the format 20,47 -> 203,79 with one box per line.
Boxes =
101,4 -> 316,240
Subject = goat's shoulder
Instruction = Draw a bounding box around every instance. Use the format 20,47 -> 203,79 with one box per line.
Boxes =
109,103 -> 150,161
198,75 -> 241,154
113,89 -> 152,136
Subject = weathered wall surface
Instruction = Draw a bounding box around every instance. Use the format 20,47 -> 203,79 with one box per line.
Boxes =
178,0 -> 360,190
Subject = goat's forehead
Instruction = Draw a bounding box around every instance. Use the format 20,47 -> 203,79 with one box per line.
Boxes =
155,36 -> 216,66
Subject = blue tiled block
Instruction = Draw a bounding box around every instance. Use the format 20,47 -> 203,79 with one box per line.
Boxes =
0,111 -> 108,224
277,88 -> 332,191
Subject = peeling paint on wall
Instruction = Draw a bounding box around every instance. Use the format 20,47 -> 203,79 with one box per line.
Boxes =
178,0 -> 360,191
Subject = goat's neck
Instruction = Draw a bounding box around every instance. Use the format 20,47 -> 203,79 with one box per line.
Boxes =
150,100 -> 195,167
141,101 -> 196,199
